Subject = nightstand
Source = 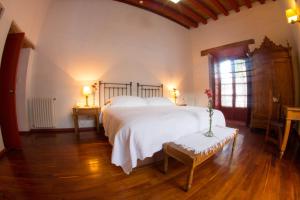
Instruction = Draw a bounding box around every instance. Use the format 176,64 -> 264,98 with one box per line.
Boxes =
177,103 -> 187,106
72,106 -> 101,136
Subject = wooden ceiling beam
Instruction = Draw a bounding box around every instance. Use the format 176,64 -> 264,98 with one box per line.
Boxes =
114,0 -> 198,28
228,0 -> 240,12
184,0 -> 218,20
114,0 -> 274,28
210,0 -> 229,16
244,0 -> 252,8
166,2 -> 207,24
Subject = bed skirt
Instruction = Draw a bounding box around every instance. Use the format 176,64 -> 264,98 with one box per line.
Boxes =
136,150 -> 163,168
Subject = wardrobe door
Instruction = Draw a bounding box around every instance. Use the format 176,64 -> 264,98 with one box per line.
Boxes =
250,57 -> 273,129
271,56 -> 294,107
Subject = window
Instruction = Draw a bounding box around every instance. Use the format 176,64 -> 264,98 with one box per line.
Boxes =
219,59 -> 248,108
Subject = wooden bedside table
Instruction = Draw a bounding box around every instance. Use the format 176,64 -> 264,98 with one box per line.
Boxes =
177,103 -> 187,106
72,106 -> 101,136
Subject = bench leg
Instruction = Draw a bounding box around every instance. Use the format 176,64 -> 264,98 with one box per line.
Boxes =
232,135 -> 237,151
164,153 -> 169,173
186,165 -> 195,191
232,131 -> 238,152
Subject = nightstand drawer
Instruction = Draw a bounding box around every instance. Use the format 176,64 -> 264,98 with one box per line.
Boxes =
73,108 -> 100,115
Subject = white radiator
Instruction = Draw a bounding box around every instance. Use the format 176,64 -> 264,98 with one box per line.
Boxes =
29,97 -> 56,129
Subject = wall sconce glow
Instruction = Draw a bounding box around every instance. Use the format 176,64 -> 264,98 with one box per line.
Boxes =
82,85 -> 92,107
170,0 -> 181,3
286,8 -> 300,24
167,84 -> 177,91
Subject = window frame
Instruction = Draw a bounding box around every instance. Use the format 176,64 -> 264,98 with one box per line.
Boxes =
219,59 -> 248,108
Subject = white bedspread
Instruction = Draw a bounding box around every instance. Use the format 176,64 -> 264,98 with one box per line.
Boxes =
102,106 -> 226,174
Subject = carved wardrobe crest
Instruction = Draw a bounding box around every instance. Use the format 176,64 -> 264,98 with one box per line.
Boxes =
250,36 -> 295,129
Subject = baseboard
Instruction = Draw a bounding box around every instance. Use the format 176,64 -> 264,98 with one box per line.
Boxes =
31,127 -> 97,133
0,148 -> 6,159
227,120 -> 247,126
19,131 -> 32,135
19,127 -> 104,134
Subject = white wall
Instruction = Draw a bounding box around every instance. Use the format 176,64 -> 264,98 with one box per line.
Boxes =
190,0 -> 298,106
0,0 -> 51,61
0,0 -> 51,143
0,6 -> 11,62
282,0 -> 300,105
16,48 -> 33,131
0,0 -> 50,42
282,0 -> 300,133
29,0 -> 194,129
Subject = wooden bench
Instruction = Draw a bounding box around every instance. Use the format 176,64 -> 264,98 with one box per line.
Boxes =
163,127 -> 238,191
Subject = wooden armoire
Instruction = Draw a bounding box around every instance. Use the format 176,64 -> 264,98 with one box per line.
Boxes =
250,37 -> 295,129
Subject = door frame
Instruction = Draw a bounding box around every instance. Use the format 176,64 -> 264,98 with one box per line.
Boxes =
0,32 -> 25,149
0,22 -> 35,150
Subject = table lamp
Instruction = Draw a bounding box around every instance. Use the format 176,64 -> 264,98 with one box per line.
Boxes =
172,88 -> 179,104
83,85 -> 92,107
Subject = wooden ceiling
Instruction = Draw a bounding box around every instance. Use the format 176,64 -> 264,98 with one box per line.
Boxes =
114,0 -> 276,29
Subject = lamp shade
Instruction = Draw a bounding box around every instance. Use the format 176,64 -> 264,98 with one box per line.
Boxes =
170,0 -> 180,3
286,8 -> 299,24
83,85 -> 92,96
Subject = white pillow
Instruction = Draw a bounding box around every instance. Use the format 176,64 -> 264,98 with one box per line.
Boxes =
145,97 -> 175,106
107,96 -> 147,107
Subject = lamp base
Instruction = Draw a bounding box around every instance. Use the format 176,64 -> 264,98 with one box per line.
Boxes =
85,96 -> 89,107
204,130 -> 214,137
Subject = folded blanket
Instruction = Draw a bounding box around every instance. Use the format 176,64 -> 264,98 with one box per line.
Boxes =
175,126 -> 237,155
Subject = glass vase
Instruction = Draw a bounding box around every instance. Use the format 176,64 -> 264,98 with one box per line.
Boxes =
204,104 -> 214,137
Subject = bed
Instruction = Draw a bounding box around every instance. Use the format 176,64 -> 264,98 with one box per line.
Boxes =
99,82 -> 226,174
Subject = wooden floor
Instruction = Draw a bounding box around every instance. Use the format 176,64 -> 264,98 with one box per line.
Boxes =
0,125 -> 300,200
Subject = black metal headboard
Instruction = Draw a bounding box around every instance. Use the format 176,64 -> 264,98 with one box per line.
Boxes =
99,81 -> 132,105
137,83 -> 163,98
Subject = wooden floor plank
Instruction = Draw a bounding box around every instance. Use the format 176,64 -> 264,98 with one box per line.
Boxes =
0,125 -> 299,200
